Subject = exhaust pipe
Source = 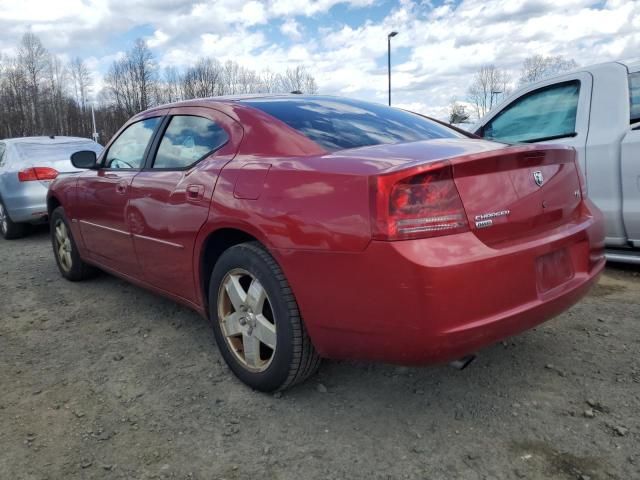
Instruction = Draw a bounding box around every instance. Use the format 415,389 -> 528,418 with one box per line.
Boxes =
449,354 -> 476,370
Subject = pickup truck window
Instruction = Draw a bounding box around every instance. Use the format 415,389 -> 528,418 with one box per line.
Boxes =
630,72 -> 640,124
483,81 -> 580,143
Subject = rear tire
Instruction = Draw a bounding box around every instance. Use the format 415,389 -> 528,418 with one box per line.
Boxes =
0,199 -> 28,240
50,206 -> 98,281
209,241 -> 321,392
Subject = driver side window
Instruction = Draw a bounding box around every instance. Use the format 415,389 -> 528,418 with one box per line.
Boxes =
104,117 -> 161,169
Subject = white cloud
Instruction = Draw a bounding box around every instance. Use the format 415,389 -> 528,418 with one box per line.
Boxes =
281,18 -> 302,40
1,0 -> 639,120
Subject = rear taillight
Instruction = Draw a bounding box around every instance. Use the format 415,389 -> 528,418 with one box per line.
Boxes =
18,167 -> 59,182
370,161 -> 470,241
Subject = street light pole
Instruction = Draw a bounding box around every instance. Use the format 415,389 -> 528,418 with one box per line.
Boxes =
387,31 -> 398,106
90,104 -> 100,143
490,90 -> 503,109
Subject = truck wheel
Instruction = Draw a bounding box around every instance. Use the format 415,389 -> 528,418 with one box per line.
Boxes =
50,207 -> 97,281
0,200 -> 27,240
209,241 -> 320,392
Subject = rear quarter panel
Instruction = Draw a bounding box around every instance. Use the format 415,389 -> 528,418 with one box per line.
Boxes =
207,155 -> 373,252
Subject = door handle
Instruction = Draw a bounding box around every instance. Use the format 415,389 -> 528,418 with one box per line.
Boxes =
116,181 -> 128,195
186,184 -> 204,200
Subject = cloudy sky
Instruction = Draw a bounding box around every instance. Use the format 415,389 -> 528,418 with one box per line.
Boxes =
1,0 -> 639,119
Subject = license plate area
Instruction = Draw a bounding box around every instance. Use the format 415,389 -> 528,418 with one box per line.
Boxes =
536,248 -> 574,294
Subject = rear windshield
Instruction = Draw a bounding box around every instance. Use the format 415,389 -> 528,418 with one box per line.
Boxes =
15,140 -> 102,163
244,97 -> 463,151
630,72 -> 640,124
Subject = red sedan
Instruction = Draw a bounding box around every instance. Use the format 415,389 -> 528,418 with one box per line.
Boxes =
47,95 -> 605,391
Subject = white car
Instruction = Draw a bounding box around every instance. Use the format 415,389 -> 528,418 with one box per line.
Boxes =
473,59 -> 640,263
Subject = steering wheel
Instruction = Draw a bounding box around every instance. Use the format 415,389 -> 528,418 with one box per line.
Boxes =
109,158 -> 135,169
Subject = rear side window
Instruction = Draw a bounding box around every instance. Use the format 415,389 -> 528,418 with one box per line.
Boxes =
0,143 -> 5,167
630,72 -> 640,124
483,81 -> 580,143
244,97 -> 463,151
152,115 -> 229,169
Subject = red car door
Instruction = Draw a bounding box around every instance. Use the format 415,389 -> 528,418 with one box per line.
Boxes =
128,106 -> 243,302
76,114 -> 165,276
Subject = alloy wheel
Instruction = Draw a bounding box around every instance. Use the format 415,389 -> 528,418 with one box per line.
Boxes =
54,220 -> 73,272
217,268 -> 277,372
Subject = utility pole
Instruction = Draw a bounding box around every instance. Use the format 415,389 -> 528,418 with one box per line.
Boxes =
388,31 -> 398,106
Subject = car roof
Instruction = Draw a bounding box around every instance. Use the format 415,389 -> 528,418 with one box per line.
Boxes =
1,136 -> 97,144
146,94 -> 367,112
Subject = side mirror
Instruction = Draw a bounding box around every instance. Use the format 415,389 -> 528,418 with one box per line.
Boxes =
71,150 -> 98,169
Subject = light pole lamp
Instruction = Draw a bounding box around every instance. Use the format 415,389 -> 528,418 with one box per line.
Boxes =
387,31 -> 398,106
490,90 -> 503,108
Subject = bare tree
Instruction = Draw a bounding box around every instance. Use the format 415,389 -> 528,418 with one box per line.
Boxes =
70,57 -> 91,111
260,69 -> 280,93
18,32 -> 49,132
278,65 -> 318,94
467,65 -> 511,119
0,33 -> 320,142
104,38 -> 157,117
69,57 -> 92,133
182,58 -> 223,99
129,38 -> 156,112
161,66 -> 182,103
45,55 -> 68,135
518,55 -> 578,85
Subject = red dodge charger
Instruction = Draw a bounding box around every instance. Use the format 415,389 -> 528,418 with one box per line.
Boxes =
47,95 -> 605,391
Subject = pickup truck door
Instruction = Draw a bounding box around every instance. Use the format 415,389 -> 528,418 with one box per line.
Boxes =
476,72 -> 593,174
621,129 -> 640,246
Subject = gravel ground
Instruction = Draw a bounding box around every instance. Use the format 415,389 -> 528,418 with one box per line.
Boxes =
1,226 -> 639,480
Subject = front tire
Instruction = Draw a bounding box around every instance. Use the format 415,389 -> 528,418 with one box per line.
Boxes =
0,199 -> 28,240
50,207 -> 97,281
209,242 -> 320,392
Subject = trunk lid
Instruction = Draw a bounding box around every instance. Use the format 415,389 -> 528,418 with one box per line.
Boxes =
15,140 -> 103,187
450,145 -> 582,247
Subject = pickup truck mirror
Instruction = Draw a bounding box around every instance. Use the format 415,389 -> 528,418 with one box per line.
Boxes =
71,150 -> 98,169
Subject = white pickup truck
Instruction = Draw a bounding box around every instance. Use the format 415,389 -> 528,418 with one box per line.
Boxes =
473,59 -> 640,263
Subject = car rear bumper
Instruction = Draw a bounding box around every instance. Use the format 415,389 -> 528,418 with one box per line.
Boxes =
276,200 -> 605,364
2,182 -> 49,223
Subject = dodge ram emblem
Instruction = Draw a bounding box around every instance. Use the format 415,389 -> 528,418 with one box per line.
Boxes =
533,170 -> 544,187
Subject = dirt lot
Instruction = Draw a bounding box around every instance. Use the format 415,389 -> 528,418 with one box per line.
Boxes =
1,227 -> 639,480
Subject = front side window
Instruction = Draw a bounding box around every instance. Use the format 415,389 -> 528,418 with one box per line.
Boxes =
244,97 -> 463,151
104,117 -> 161,169
152,115 -> 229,169
630,72 -> 640,124
484,81 -> 580,143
